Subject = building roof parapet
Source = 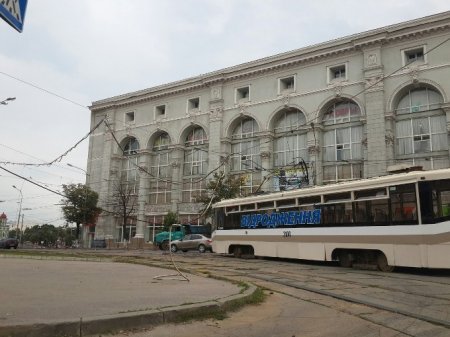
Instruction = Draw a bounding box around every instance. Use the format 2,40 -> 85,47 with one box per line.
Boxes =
90,11 -> 450,113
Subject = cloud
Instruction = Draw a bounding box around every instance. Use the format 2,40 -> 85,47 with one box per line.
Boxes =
0,0 -> 449,225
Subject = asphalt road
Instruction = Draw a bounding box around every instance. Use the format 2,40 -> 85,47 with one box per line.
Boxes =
2,249 -> 450,337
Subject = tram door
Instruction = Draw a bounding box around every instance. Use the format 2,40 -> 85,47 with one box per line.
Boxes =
419,181 -> 434,223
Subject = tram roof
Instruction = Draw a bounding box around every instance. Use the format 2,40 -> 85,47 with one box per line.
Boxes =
213,168 -> 450,208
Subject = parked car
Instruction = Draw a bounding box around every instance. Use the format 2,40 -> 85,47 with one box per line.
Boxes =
0,238 -> 19,249
170,234 -> 212,253
91,239 -> 107,249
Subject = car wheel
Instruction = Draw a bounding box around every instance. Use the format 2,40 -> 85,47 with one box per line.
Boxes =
170,244 -> 178,253
198,244 -> 206,253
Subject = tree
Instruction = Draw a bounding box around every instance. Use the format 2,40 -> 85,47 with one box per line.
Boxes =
106,181 -> 137,242
163,211 -> 179,230
61,184 -> 101,240
197,172 -> 243,217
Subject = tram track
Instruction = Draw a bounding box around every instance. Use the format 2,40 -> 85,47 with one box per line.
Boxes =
151,252 -> 450,334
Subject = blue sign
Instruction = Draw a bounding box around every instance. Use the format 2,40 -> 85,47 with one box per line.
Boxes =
241,209 -> 322,229
0,0 -> 28,33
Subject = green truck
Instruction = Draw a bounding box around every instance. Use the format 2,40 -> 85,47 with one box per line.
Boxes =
154,224 -> 211,250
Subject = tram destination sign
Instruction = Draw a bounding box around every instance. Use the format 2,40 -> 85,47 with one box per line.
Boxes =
241,209 -> 321,228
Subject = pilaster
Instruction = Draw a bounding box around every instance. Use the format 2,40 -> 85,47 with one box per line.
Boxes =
363,46 -> 387,178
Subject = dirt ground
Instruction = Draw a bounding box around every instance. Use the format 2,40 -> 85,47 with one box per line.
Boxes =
94,291 -> 407,337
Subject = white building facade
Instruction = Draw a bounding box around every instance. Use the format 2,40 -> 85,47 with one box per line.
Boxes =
87,12 -> 450,245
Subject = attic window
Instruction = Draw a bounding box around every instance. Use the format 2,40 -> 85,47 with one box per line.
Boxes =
125,111 -> 135,123
330,65 -> 346,80
155,105 -> 166,117
236,86 -> 250,102
279,76 -> 295,93
188,97 -> 200,110
404,47 -> 425,65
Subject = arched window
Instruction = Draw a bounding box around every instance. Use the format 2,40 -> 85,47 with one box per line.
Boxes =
274,109 -> 308,166
395,87 -> 447,169
149,133 -> 171,204
273,109 -> 309,190
121,137 -> 139,194
182,126 -> 208,203
322,100 -> 364,183
231,117 -> 261,195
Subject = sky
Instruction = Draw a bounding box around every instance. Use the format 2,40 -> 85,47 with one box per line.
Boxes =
0,0 -> 449,228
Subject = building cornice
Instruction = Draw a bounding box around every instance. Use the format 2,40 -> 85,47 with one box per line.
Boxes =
90,11 -> 450,113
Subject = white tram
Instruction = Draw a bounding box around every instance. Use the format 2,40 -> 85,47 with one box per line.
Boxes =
212,168 -> 450,271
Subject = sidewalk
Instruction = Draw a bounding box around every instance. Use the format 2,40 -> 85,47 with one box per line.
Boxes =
0,257 -> 250,337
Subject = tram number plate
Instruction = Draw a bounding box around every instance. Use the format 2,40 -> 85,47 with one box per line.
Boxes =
283,231 -> 291,237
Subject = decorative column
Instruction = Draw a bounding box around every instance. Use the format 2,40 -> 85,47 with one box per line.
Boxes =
208,85 -> 225,174
259,132 -> 273,193
308,123 -> 321,186
170,146 -> 184,213
94,115 -> 118,243
132,151 -> 150,248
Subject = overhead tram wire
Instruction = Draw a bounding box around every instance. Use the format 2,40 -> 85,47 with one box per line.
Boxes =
0,71 -> 88,109
0,117 -> 106,167
0,166 -> 65,197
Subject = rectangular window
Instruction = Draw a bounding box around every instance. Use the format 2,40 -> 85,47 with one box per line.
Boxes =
236,86 -> 250,102
155,105 -> 166,118
327,64 -> 347,83
149,181 -> 171,204
125,111 -> 135,123
188,97 -> 200,111
279,76 -> 295,93
329,65 -> 346,81
404,47 -> 425,65
182,178 -> 206,203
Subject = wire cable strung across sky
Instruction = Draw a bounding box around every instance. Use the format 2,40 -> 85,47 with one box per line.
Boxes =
0,166 -> 65,197
0,117 -> 106,166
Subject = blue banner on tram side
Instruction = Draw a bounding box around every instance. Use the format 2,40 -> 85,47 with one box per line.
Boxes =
240,209 -> 321,228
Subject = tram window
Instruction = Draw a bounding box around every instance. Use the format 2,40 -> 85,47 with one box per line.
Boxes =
215,209 -> 225,229
427,179 -> 450,221
321,202 -> 353,225
440,191 -> 450,216
371,199 -> 389,224
355,188 -> 387,200
241,203 -> 256,211
226,205 -> 239,213
324,192 -> 351,203
390,183 -> 417,224
355,201 -> 369,224
276,198 -> 297,209
298,195 -> 321,206
257,201 -> 275,210
223,212 -> 241,229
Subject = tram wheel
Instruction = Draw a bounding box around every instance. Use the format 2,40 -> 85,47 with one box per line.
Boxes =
233,246 -> 242,258
338,252 -> 353,268
376,253 -> 395,272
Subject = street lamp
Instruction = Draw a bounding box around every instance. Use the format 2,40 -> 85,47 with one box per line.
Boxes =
1,97 -> 16,105
12,185 -> 23,239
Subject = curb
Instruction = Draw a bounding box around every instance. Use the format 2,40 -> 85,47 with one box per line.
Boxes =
0,284 -> 258,337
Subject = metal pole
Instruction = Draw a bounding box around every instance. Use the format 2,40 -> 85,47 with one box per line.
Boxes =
12,185 -> 23,239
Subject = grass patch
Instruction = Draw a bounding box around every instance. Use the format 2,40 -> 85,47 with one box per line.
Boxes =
171,286 -> 266,323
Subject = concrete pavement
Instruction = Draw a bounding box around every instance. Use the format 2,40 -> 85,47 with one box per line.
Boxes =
0,256 -> 253,337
